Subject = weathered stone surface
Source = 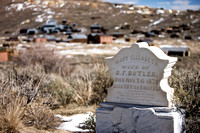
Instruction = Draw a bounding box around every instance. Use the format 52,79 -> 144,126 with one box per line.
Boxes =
105,42 -> 177,107
96,102 -> 185,133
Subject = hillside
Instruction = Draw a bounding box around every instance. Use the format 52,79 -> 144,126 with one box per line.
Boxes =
0,0 -> 200,39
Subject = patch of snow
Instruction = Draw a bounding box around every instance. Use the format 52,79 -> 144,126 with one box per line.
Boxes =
87,44 -> 104,47
8,4 -> 24,11
160,45 -> 188,48
56,46 -> 64,49
35,15 -> 44,22
42,1 -> 49,5
21,21 -> 25,25
42,5 -> 47,8
87,48 -> 115,54
192,19 -> 199,24
5,6 -> 11,11
168,9 -> 173,13
47,15 -> 53,19
59,50 -> 87,55
24,2 -> 30,6
137,9 -> 143,14
45,44 -> 56,48
120,10 -> 130,14
150,18 -> 164,26
112,47 -> 119,50
175,10 -> 181,15
129,7 -> 134,10
16,4 -> 24,11
33,8 -> 41,11
115,5 -> 123,8
35,0 -> 41,5
60,3 -> 65,7
190,15 -> 194,19
26,4 -> 37,9
16,44 -> 24,50
44,9 -> 55,15
157,9 -> 165,14
158,35 -> 165,38
60,43 -> 81,47
114,26 -> 120,30
56,112 -> 93,132
114,39 -> 131,44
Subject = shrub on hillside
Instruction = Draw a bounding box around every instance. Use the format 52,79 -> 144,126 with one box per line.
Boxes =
169,68 -> 200,132
23,102 -> 61,130
15,44 -> 74,76
65,65 -> 113,106
67,74 -> 93,106
0,64 -> 55,106
46,75 -> 74,106
0,94 -> 25,133
89,66 -> 114,104
0,66 -> 63,131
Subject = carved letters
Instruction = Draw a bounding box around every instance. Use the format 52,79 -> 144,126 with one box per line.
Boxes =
105,42 -> 177,107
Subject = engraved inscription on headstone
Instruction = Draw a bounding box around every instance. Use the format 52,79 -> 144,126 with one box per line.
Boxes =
105,42 -> 177,106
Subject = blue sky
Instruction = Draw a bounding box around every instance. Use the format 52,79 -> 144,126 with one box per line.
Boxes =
101,0 -> 200,10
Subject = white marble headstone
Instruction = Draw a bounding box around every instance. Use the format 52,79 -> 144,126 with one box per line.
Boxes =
105,42 -> 177,107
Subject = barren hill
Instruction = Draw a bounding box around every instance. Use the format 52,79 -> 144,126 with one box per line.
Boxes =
0,0 -> 200,38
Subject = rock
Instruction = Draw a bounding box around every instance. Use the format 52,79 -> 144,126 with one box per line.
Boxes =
96,102 -> 185,133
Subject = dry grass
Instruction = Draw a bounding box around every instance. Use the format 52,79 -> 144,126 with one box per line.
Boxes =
46,75 -> 74,107
23,102 -> 61,130
0,65 -> 64,132
67,74 -> 93,106
0,55 -> 113,132
89,64 -> 114,104
14,44 -> 74,76
169,57 -> 200,132
0,96 -> 25,133
1,41 -> 199,132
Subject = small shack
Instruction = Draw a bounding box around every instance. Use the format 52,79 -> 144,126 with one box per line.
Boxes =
160,45 -> 190,56
88,34 -> 113,44
96,34 -> 113,44
90,25 -> 106,34
111,32 -> 125,39
34,37 -> 47,43
68,34 -> 87,43
0,47 -> 8,62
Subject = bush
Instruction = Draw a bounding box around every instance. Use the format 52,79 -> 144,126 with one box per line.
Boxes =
23,102 -> 61,130
0,95 -> 26,133
47,75 -> 74,106
15,44 -> 73,76
0,65 -> 65,131
65,65 -> 114,106
0,64 -> 55,106
89,66 -> 114,104
169,68 -> 200,132
67,74 -> 93,106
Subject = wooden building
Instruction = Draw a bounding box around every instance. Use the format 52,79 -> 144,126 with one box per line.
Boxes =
88,34 -> 113,44
0,48 -> 8,62
96,35 -> 113,44
34,37 -> 47,43
68,34 -> 87,43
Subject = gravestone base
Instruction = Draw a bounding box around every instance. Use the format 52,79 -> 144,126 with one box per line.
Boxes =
96,102 -> 185,133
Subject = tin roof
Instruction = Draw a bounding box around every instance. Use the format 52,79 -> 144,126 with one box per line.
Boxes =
71,34 -> 87,39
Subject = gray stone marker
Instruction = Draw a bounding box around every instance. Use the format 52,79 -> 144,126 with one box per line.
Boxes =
96,42 -> 185,133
